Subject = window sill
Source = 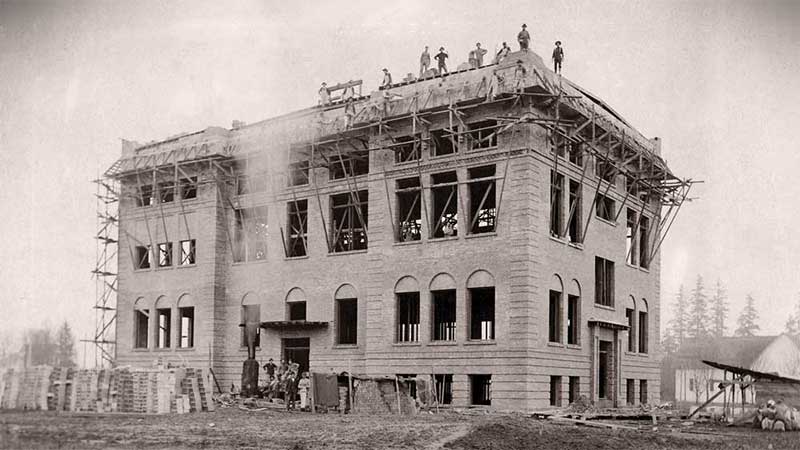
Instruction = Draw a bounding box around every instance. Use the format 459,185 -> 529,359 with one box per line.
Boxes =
394,239 -> 423,247
428,341 -> 458,346
177,263 -> 197,269
639,266 -> 651,273
393,159 -> 422,167
465,232 -> 497,240
467,145 -> 499,153
565,343 -> 581,350
595,216 -> 617,227
429,235 -> 459,242
594,304 -> 615,311
624,351 -> 648,358
429,153 -> 458,161
332,344 -> 359,349
232,259 -> 269,266
239,347 -> 262,352
464,340 -> 496,345
284,255 -> 310,261
327,249 -> 368,257
549,234 -> 567,244
392,342 -> 422,347
287,183 -> 310,189
155,266 -> 174,271
153,348 -> 172,352
547,341 -> 564,348
176,347 -> 195,351
132,348 -> 149,352
133,268 -> 152,273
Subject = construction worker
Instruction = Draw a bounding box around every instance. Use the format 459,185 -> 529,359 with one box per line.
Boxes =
419,46 -> 431,77
474,43 -> 488,67
318,82 -> 331,106
552,41 -> 564,74
435,47 -> 449,75
344,98 -> 356,129
514,59 -> 527,91
468,49 -> 477,69
381,68 -> 393,88
518,24 -> 531,51
342,83 -> 355,101
496,42 -> 511,63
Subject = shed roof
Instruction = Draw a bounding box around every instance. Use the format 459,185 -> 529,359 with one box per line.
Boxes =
674,335 -> 777,369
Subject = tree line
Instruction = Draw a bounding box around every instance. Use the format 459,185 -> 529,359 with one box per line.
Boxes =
0,321 -> 77,368
662,276 -> 761,354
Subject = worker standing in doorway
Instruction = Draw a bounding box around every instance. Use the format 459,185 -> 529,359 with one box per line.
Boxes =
518,24 -> 531,51
381,68 -> 393,88
552,41 -> 564,74
435,47 -> 449,75
419,46 -> 431,77
474,43 -> 488,67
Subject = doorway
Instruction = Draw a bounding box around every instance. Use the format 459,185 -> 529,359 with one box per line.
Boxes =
282,337 -> 310,373
598,340 -> 611,399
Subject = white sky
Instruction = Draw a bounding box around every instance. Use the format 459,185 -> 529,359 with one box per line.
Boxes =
1,0 -> 799,365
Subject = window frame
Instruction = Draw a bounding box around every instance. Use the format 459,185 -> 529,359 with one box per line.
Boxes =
467,165 -> 496,235
594,257 -> 615,307
330,190 -> 368,253
335,298 -> 358,345
179,239 -> 196,266
396,292 -> 421,343
179,306 -> 194,348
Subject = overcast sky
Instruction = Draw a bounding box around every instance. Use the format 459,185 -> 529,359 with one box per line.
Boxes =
1,0 -> 798,366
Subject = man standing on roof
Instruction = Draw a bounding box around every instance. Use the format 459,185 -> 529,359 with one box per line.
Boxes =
419,46 -> 431,77
381,68 -> 393,88
474,43 -> 488,67
318,82 -> 331,106
496,42 -> 511,63
552,41 -> 564,74
518,24 -> 531,51
435,47 -> 449,75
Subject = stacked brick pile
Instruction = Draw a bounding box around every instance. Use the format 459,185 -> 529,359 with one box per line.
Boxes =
352,377 -> 416,415
0,366 -> 214,414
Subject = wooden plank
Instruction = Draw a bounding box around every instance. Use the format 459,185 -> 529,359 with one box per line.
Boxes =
549,416 -> 637,430
191,377 -> 202,413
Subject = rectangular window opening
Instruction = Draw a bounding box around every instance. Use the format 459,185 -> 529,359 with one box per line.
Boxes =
568,143 -> 583,167
158,181 -> 175,203
569,376 -> 580,404
329,150 -> 369,180
468,165 -> 496,234
467,120 -> 498,150
639,380 -> 648,405
469,287 -> 495,340
638,311 -> 648,354
179,307 -> 194,348
157,242 -> 173,268
330,191 -> 368,252
434,374 -> 453,404
134,309 -> 149,349
626,209 -> 638,265
639,216 -> 650,269
431,171 -> 458,238
567,179 -> 582,242
397,292 -> 420,343
288,301 -> 307,321
180,239 -> 196,265
396,177 -> 422,242
432,289 -> 456,341
138,185 -> 154,207
134,245 -> 151,270
548,290 -> 562,343
397,374 -> 417,398
288,161 -> 310,186
596,158 -> 616,183
470,374 -> 492,405
626,379 -> 635,405
234,206 -> 268,262
431,128 -> 457,156
567,294 -> 580,345
595,194 -> 615,222
336,298 -> 358,345
626,308 -> 636,352
156,308 -> 171,349
595,257 -> 615,307
287,200 -> 308,257
180,176 -> 198,200
393,135 -> 421,163
550,171 -> 564,237
550,375 -> 563,406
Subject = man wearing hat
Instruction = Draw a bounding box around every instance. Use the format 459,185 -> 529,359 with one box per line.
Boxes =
496,42 -> 511,64
419,46 -> 431,77
517,24 -> 531,51
435,47 -> 449,75
474,42 -> 488,68
381,68 -> 393,88
552,41 -> 564,74
318,82 -> 331,106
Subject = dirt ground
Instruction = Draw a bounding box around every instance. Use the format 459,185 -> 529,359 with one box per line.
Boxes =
1,408 -> 798,450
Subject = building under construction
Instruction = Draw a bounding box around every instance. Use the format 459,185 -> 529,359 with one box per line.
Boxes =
101,49 -> 692,410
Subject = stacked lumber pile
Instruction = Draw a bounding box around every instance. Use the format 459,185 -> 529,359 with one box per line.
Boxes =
0,366 -> 214,414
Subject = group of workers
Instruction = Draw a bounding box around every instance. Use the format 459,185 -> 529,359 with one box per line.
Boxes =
256,358 -> 312,411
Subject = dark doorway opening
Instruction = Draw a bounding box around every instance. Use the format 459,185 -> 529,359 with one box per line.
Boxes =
282,337 -> 310,374
598,340 -> 611,399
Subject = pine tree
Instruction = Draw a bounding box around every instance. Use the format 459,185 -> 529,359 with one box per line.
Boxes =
710,280 -> 729,337
687,275 -> 709,338
667,285 -> 688,344
734,294 -> 760,337
25,328 -> 56,366
55,321 -> 76,367
662,327 -> 679,354
785,293 -> 800,335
